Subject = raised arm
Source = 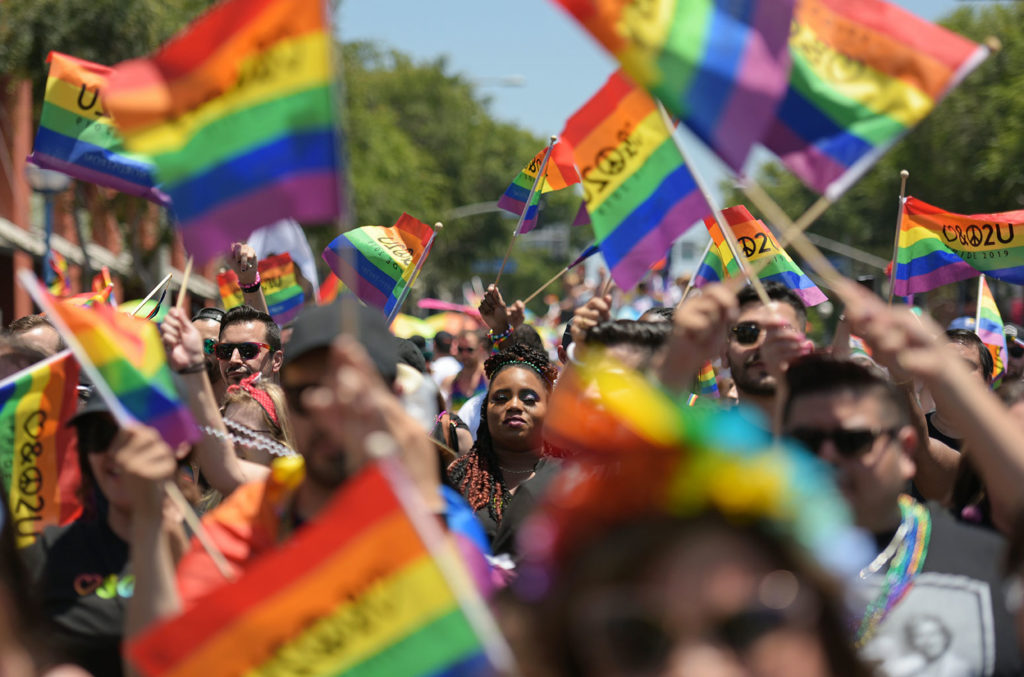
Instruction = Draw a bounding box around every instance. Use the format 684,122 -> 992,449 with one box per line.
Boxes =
230,242 -> 269,315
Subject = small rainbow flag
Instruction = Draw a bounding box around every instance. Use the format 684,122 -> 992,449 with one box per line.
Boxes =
322,214 -> 435,317
28,52 -> 167,204
693,205 -> 827,306
561,71 -> 704,291
104,0 -> 344,263
218,253 -> 306,326
64,284 -> 115,308
0,351 -> 82,547
697,361 -> 719,399
976,275 -> 1007,387
892,196 -> 1024,295
763,0 -> 987,199
316,271 -> 348,305
497,141 -> 580,234
127,462 -> 493,676
48,250 -> 71,297
40,288 -> 196,448
553,0 -> 795,171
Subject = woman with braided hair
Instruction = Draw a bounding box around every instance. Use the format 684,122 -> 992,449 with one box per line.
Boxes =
447,343 -> 559,557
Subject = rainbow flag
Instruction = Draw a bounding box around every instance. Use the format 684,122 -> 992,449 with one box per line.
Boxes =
48,250 -> 71,297
692,205 -> 827,306
127,462 -> 492,676
497,141 -> 580,234
104,0 -> 344,263
763,0 -> 987,199
0,351 -> 82,547
561,71 -> 704,291
316,271 -> 348,305
892,196 -> 1024,295
976,276 -> 1007,387
218,253 -> 306,325
322,214 -> 435,317
41,291 -> 196,448
28,52 -> 167,204
554,0 -> 794,171
697,361 -> 719,399
64,284 -> 115,308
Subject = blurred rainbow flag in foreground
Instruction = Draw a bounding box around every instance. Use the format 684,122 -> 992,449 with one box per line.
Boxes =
128,462 -> 497,676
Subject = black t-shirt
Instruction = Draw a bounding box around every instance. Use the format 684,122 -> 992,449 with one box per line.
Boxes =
925,411 -> 963,452
21,517 -> 131,677
855,504 -> 1021,676
474,457 -> 560,559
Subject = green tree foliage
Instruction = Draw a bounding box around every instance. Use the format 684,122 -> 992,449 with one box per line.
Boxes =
725,3 -> 1024,314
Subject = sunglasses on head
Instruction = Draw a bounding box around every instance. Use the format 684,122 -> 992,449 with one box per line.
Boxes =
730,321 -> 764,345
788,427 -> 897,458
214,341 -> 271,360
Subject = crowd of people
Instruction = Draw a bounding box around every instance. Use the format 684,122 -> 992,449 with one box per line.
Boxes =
4,242 -> 1024,677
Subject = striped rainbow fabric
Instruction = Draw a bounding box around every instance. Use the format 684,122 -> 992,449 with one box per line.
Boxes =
976,275 -> 1007,387
892,196 -> 1024,295
763,0 -> 987,199
48,250 -> 71,297
561,71 -> 705,291
44,293 -> 196,448
497,141 -> 580,234
697,361 -> 719,399
218,253 -> 306,325
127,463 -> 491,676
28,52 -> 167,204
693,205 -> 827,306
554,0 -> 795,171
322,214 -> 435,316
0,351 -> 82,547
103,0 -> 344,263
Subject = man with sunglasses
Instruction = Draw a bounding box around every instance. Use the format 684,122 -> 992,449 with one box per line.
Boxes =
216,305 -> 283,388
782,355 -> 1022,675
191,307 -> 226,402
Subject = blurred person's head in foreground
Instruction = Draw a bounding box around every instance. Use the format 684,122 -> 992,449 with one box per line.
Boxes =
5,315 -> 64,357
583,319 -> 671,373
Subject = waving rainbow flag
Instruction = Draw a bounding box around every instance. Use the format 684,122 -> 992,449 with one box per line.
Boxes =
554,0 -> 794,171
127,462 -> 493,676
763,0 -> 987,199
218,253 -> 306,325
34,283 -> 196,448
697,361 -> 719,399
497,141 -> 580,234
0,351 -> 82,547
28,52 -> 167,204
48,251 -> 71,297
693,205 -> 826,306
104,0 -> 344,264
562,72 -> 704,290
892,197 -> 1024,295
976,276 -> 1007,387
322,214 -> 435,317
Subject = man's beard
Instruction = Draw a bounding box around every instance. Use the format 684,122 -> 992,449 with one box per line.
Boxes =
730,353 -> 776,397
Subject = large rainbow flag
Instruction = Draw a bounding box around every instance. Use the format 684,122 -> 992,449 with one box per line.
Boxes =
28,52 -> 167,204
976,275 -> 1007,387
38,288 -> 196,448
103,0 -> 344,263
218,252 -> 306,325
693,205 -> 827,306
496,141 -> 580,234
561,71 -> 704,290
892,196 -> 1024,295
322,214 -> 435,317
763,0 -> 987,199
0,351 -> 82,548
553,0 -> 794,171
127,462 -> 492,676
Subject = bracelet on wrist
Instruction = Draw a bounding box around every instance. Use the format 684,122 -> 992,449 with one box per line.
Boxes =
488,325 -> 513,343
240,271 -> 261,293
176,361 -> 208,375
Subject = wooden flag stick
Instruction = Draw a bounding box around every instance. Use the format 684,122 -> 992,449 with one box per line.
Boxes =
523,266 -> 571,305
175,257 -> 193,311
658,103 -> 771,306
975,274 -> 985,332
494,135 -> 557,286
887,170 -> 910,304
739,180 -> 847,292
164,481 -> 235,581
128,273 -> 173,317
680,238 -> 715,301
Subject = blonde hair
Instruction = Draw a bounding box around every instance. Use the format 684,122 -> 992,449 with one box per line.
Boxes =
221,380 -> 296,452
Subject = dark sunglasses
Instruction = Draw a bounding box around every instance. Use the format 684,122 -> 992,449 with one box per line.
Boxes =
1010,341 -> 1024,359
730,321 -> 763,345
788,427 -> 897,458
457,346 -> 477,354
213,341 -> 271,360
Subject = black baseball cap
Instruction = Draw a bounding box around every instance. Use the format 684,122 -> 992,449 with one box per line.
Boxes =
283,301 -> 398,384
192,307 -> 225,323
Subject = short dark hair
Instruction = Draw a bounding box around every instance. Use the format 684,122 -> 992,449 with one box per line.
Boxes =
509,324 -> 544,352
945,329 -> 993,384
434,331 -> 453,354
585,319 -> 671,350
783,355 -> 912,429
639,306 -> 674,323
736,281 -> 807,326
4,315 -> 65,353
220,305 -> 281,352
